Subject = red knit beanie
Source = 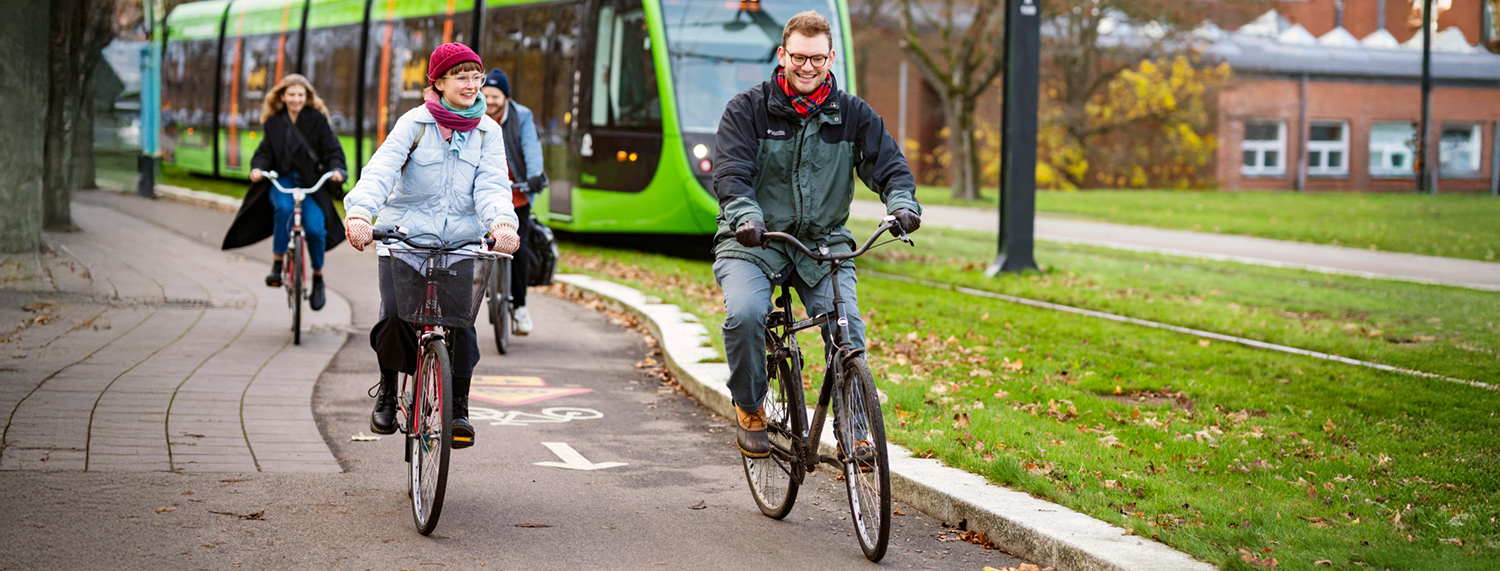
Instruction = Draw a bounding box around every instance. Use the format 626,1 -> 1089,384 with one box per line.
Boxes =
427,43 -> 483,84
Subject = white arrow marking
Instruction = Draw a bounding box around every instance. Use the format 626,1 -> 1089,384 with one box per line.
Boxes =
534,442 -> 627,471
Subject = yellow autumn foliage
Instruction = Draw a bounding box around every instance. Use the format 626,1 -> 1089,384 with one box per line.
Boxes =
1038,55 -> 1231,190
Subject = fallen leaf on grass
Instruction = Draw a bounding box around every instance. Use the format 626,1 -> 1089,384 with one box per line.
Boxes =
953,413 -> 970,429
1238,548 -> 1279,568
689,501 -> 707,510
349,432 -> 381,442
1198,339 -> 1211,347
1314,561 -> 1333,567
1003,359 -> 1023,372
515,523 -> 551,527
1439,538 -> 1464,546
1299,516 -> 1330,528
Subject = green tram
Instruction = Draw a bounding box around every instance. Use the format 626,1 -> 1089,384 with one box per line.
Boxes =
160,0 -> 856,234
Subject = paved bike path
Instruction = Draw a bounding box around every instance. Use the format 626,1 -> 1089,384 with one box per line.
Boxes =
850,201 -> 1500,291
555,274 -> 1214,571
0,198 -> 348,473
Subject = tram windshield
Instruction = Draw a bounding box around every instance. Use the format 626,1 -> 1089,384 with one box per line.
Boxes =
661,0 -> 846,133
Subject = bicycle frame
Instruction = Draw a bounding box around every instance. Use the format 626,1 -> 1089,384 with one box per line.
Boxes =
763,217 -> 912,480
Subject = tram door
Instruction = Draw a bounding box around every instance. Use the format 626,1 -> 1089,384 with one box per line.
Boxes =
482,1 -> 584,220
572,0 -> 664,208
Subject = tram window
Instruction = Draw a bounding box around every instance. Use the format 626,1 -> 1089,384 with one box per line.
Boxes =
303,25 -> 362,134
590,3 -> 660,129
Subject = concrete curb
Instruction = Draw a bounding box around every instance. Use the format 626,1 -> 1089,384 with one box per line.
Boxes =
554,273 -> 1217,571
97,178 -> 243,212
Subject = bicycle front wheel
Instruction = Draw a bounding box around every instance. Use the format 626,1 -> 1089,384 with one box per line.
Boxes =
289,237 -> 304,345
743,333 -> 805,519
837,357 -> 891,561
410,337 -> 453,535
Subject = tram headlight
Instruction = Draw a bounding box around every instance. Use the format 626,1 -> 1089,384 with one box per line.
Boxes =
692,144 -> 709,159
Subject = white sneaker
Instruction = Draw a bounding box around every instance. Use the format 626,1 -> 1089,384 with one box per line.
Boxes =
513,306 -> 534,336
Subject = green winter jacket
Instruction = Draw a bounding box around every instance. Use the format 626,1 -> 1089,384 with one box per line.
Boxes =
712,70 -> 920,285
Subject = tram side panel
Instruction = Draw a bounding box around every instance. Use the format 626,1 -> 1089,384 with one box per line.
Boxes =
218,0 -> 309,180
302,0 -> 367,185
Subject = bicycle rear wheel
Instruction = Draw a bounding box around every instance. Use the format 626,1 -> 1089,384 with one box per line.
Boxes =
743,328 -> 805,519
410,337 -> 452,535
836,357 -> 890,561
491,259 -> 511,355
288,237 -> 304,345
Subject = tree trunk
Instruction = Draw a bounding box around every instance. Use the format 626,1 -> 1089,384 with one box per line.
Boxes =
942,91 -> 981,201
0,0 -> 50,253
44,0 -> 81,232
74,84 -> 98,191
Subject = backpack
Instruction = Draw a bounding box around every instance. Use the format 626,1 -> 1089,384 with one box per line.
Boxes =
525,215 -> 558,287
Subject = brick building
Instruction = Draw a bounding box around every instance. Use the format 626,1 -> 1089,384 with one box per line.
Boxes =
1207,5 -> 1500,193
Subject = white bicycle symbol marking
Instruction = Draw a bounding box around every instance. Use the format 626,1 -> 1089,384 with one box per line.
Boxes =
469,407 -> 605,427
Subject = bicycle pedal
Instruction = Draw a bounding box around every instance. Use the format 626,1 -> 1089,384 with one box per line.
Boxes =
452,434 -> 474,448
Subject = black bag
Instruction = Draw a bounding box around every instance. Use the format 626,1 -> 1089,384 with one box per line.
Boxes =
525,215 -> 558,287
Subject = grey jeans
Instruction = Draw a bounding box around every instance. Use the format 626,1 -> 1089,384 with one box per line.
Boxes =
713,257 -> 865,413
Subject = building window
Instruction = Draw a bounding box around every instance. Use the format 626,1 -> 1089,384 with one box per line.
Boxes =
1439,124 -> 1482,177
1307,121 -> 1350,177
1241,120 -> 1286,177
1369,122 -> 1415,178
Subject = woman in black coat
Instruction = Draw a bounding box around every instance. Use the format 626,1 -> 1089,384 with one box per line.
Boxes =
221,74 -> 347,310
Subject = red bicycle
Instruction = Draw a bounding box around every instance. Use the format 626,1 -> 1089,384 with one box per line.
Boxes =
372,227 -> 503,534
265,170 -> 338,345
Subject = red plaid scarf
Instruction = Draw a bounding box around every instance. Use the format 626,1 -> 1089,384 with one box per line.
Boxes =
775,67 -> 833,117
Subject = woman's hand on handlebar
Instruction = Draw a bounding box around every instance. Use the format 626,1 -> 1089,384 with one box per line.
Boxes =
250,168 -> 264,183
346,217 -> 374,251
491,221 -> 520,254
330,171 -> 345,184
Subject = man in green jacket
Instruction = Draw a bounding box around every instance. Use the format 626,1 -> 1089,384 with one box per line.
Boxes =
712,10 -> 921,458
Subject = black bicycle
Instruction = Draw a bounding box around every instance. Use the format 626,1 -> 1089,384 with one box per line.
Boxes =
743,216 -> 913,562
488,254 -> 513,355
373,227 -> 501,535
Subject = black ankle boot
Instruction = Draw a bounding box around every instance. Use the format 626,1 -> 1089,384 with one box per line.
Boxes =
310,275 -> 326,311
265,260 -> 283,287
452,396 -> 475,449
369,372 -> 398,435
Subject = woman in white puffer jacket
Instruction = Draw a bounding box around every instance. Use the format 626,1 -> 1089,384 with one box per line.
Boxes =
343,42 -> 520,450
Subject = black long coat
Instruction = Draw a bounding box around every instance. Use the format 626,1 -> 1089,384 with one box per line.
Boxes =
221,108 -> 349,251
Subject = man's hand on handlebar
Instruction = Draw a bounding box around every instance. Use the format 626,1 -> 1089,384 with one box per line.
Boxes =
892,208 -> 921,234
735,220 -> 766,248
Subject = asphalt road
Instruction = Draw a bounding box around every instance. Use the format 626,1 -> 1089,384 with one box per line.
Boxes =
0,190 -> 1026,570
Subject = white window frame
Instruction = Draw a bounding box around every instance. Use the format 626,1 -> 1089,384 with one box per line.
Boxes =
1241,120 -> 1287,177
1369,121 -> 1416,178
1438,123 -> 1483,178
1306,121 -> 1350,177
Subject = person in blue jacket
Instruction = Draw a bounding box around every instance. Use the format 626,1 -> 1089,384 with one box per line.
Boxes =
482,68 -> 549,336
343,43 -> 521,449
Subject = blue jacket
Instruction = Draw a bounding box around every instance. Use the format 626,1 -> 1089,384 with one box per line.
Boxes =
501,100 -> 547,201
344,106 -> 519,247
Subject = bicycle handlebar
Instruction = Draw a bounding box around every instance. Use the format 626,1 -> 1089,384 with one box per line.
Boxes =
373,227 -> 505,257
761,215 -> 912,262
266,170 -> 340,194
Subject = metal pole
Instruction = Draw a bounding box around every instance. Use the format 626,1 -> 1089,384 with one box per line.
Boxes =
987,0 -> 1040,276
1377,0 -> 1386,31
898,59 -> 908,156
1491,121 -> 1499,196
1417,0 -> 1433,193
137,0 -> 162,198
1296,73 -> 1307,192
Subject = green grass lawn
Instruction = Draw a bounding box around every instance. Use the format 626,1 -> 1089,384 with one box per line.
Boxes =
855,186 -> 1500,262
556,231 -> 1499,571
96,150 -> 250,200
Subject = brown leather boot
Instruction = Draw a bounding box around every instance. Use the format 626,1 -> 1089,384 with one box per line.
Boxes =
735,405 -> 770,458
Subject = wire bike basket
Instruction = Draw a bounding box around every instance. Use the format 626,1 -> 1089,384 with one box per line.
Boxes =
389,248 -> 495,328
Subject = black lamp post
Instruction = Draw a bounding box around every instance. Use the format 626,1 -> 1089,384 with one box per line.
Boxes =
987,0 -> 1041,275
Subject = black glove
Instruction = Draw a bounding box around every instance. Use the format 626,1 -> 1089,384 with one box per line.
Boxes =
892,208 -> 921,233
735,220 -> 766,248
